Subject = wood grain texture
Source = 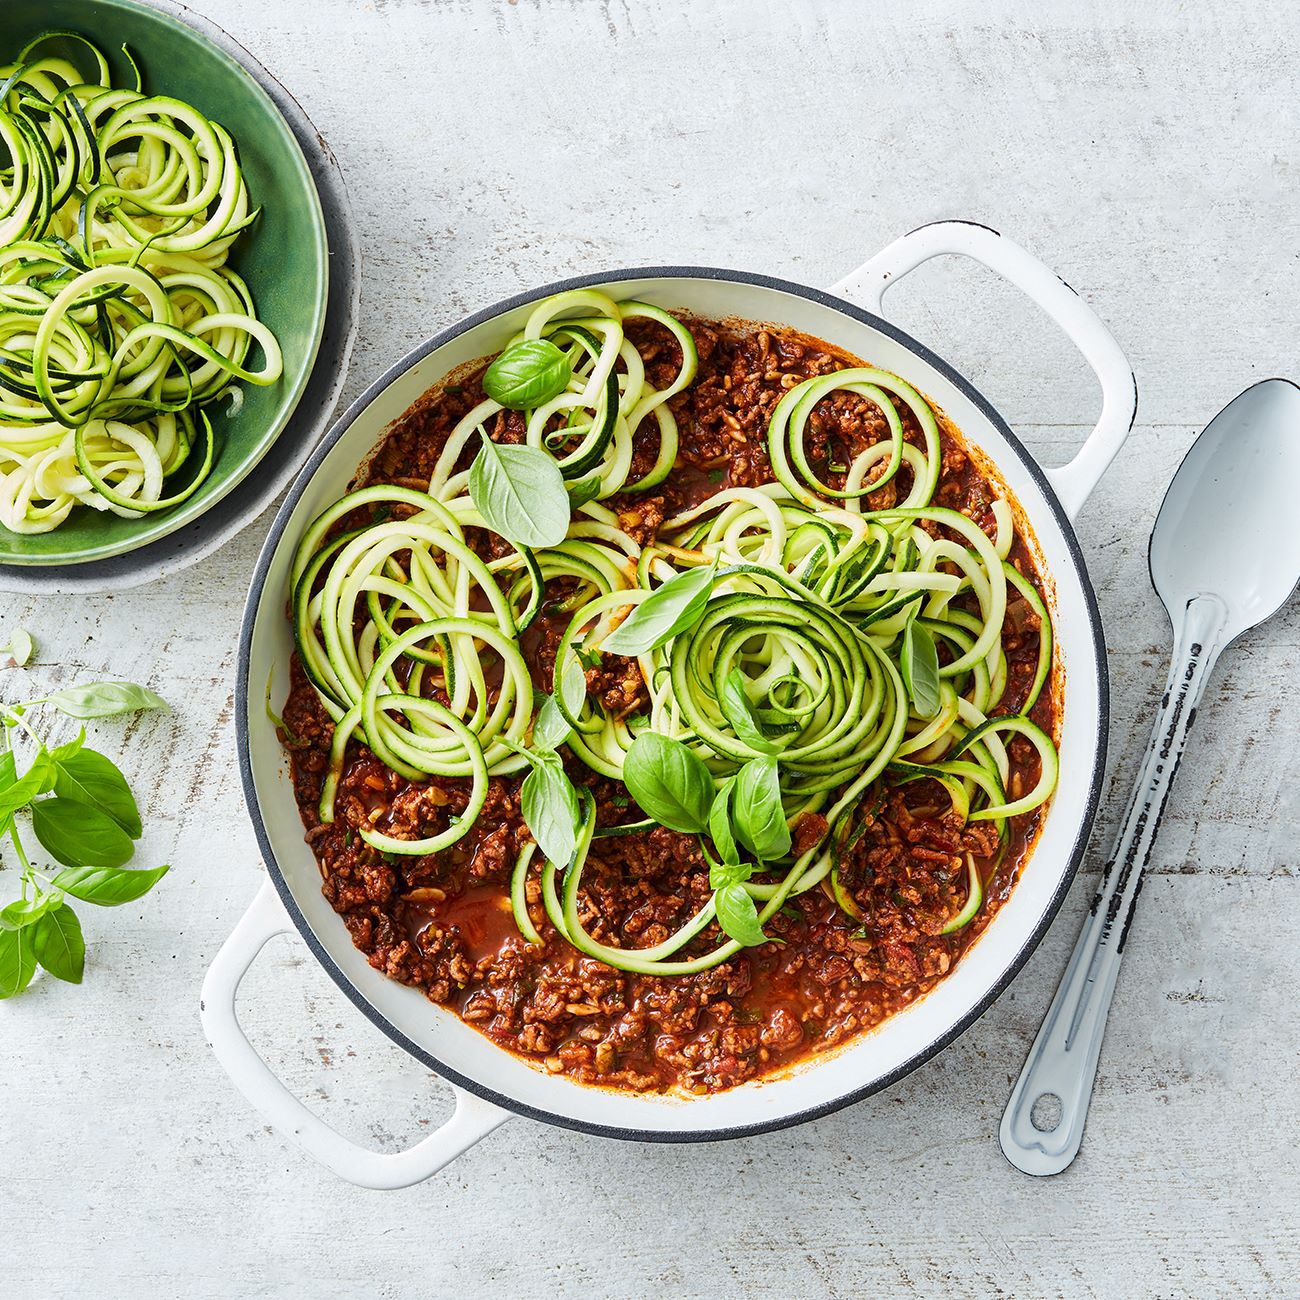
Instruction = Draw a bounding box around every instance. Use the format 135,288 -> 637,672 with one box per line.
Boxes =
2,1 -> 1297,1296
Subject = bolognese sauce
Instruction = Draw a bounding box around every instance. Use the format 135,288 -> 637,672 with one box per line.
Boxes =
281,311 -> 1057,1095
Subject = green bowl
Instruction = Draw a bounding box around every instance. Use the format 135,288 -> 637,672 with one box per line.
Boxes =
0,0 -> 328,565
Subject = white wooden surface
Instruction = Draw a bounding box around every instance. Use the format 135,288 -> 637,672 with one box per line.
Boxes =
3,1 -> 1298,1295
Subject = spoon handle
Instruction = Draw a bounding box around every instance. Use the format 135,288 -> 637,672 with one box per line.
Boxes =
999,592 -> 1228,1175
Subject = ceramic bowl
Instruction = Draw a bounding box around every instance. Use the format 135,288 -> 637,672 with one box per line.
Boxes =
0,0 -> 328,566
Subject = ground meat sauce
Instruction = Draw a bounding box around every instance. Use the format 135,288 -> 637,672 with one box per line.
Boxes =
281,314 -> 1059,1095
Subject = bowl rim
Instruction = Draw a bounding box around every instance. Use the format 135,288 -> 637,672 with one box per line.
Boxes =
237,264 -> 1109,1143
0,0 -> 329,567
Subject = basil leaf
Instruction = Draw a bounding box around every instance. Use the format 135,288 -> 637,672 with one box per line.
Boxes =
469,437 -> 570,549
719,668 -> 781,754
50,747 -> 141,838
565,472 -> 603,509
532,693 -> 571,752
708,778 -> 741,867
33,903 -> 84,984
714,883 -> 769,948
0,926 -> 37,998
558,656 -> 587,719
31,797 -> 135,868
520,751 -> 581,866
623,732 -> 715,834
0,748 -> 55,822
601,563 -> 716,656
45,681 -> 167,720
52,863 -> 170,906
1,895 -> 58,930
901,620 -> 941,719
733,757 -> 792,861
49,729 -> 85,762
1,627 -> 34,667
483,338 -> 572,410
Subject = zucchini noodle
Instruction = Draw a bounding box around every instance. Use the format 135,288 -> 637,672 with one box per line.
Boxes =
0,31 -> 283,532
291,292 -> 1059,969
427,292 -> 696,501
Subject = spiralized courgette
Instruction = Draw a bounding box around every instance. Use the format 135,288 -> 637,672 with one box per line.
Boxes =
0,31 -> 283,532
291,291 -> 1059,976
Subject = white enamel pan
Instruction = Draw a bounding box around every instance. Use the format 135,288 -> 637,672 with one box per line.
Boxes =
202,220 -> 1137,1188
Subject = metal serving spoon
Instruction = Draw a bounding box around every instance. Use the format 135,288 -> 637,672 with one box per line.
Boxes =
1000,378 -> 1300,1176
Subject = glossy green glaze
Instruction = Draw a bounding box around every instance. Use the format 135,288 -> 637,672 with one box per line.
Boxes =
0,0 -> 327,564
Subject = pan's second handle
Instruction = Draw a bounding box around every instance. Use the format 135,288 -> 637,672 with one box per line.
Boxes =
999,593 -> 1228,1175
201,881 -> 511,1189
829,220 -> 1138,521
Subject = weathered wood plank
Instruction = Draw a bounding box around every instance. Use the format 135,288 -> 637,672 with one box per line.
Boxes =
1,0 -> 1296,1295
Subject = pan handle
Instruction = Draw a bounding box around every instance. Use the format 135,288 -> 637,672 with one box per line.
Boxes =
829,220 -> 1137,521
200,881 -> 511,1190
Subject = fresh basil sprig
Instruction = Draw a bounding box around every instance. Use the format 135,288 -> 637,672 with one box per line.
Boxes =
622,731 -> 715,833
0,674 -> 170,998
530,652 -> 589,753
468,435 -> 570,550
511,675 -> 586,870
601,561 -> 717,657
617,723 -> 791,948
901,620 -> 941,719
483,338 -> 572,410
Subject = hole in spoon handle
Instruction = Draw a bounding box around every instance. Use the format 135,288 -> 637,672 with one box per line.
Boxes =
1029,1092 -> 1063,1132
1000,901 -> 1120,1175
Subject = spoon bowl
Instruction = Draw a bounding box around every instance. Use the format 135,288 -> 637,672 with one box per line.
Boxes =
1151,378 -> 1300,640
